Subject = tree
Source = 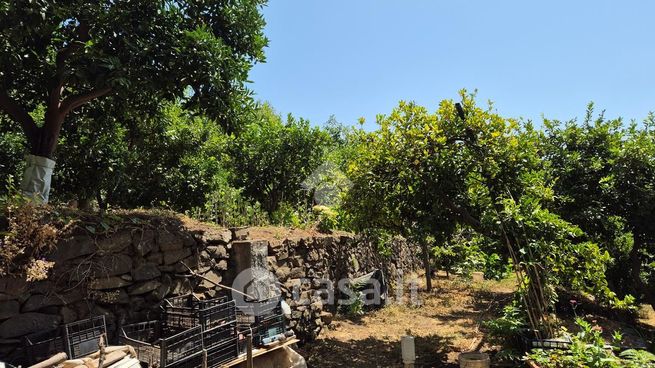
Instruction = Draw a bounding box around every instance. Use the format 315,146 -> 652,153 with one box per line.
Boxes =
229,103 -> 331,213
0,0 -> 267,201
343,92 -> 618,324
543,108 -> 655,308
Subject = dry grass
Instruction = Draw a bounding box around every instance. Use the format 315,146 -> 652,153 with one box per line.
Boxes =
300,274 -> 516,367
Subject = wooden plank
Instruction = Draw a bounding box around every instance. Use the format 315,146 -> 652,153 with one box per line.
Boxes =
220,339 -> 300,368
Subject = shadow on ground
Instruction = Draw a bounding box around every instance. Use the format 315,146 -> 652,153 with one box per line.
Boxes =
300,334 -> 456,368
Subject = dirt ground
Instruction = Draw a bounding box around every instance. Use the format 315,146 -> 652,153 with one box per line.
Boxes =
299,274 -> 516,367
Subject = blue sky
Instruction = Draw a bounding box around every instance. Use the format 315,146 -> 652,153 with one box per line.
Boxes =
249,1 -> 655,130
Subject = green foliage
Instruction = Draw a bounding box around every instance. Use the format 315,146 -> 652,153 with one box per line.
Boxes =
0,0 -> 267,126
343,91 -> 620,310
313,205 -> 338,233
484,301 -> 527,344
526,318 -> 655,368
195,176 -> 268,228
229,104 -> 332,213
543,107 -> 655,307
270,202 -> 304,228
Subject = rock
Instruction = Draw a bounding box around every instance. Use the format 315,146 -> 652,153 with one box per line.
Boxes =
199,270 -> 222,289
97,230 -> 133,253
147,252 -> 164,265
89,289 -> 130,304
22,294 -> 64,312
132,263 -> 161,281
275,267 -> 291,281
200,228 -> 233,244
308,250 -> 321,262
89,276 -> 132,290
133,229 -> 156,256
291,310 -> 302,319
206,245 -> 228,259
178,254 -> 200,271
289,267 -> 304,279
50,235 -> 96,262
163,248 -> 191,265
0,301 -> 19,320
311,301 -> 323,311
231,227 -> 250,241
129,281 -> 162,296
320,311 -> 333,325
276,248 -> 289,261
29,281 -> 55,295
60,306 -> 78,324
0,313 -> 61,339
181,233 -> 196,247
170,279 -> 192,296
158,231 -> 184,252
121,274 -> 133,281
95,254 -> 133,276
61,290 -> 84,304
152,275 -> 172,300
290,257 -> 303,268
215,260 -> 228,271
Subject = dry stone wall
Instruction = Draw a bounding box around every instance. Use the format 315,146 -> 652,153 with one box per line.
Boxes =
0,216 -> 419,364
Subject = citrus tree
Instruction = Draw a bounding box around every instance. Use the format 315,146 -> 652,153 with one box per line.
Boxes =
0,0 -> 267,201
543,108 -> 655,308
344,92 -> 620,332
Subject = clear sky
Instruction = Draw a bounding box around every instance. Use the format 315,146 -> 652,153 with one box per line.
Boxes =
249,1 -> 655,130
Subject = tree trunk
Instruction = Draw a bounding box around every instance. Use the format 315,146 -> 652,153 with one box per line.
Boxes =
626,235 -> 655,311
422,242 -> 432,291
20,113 -> 63,203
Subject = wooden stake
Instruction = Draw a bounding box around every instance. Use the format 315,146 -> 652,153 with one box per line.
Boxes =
246,335 -> 253,368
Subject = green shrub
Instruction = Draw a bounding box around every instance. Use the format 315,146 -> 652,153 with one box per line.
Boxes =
313,205 -> 338,233
526,318 -> 655,368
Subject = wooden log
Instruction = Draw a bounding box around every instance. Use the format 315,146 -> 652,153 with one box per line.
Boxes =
28,352 -> 68,368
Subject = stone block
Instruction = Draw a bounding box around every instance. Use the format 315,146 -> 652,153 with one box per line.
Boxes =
158,231 -> 185,251
132,263 -> 161,281
206,245 -> 228,259
0,301 -> 19,320
129,281 -> 162,296
22,294 -> 64,312
163,248 -> 191,265
97,230 -> 133,253
95,253 -> 133,277
89,276 -> 132,290
133,229 -> 156,256
51,235 -> 96,262
0,313 -> 61,339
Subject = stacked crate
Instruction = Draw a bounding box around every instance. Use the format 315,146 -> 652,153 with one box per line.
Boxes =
23,316 -> 107,365
120,294 -> 239,368
236,297 -> 287,347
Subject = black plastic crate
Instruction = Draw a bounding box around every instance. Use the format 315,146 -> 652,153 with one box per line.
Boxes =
206,338 -> 239,368
119,321 -> 204,368
251,315 -> 286,346
23,328 -> 66,365
235,297 -> 282,327
166,351 -> 205,368
524,336 -> 572,350
64,315 -> 107,359
236,298 -> 287,347
203,321 -> 237,351
162,295 -> 235,332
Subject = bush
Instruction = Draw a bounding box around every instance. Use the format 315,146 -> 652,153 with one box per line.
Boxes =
0,193 -> 59,281
526,318 -> 655,368
313,205 -> 338,233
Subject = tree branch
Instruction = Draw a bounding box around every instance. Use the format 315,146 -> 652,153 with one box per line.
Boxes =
50,22 -> 91,111
59,86 -> 112,116
0,88 -> 38,138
